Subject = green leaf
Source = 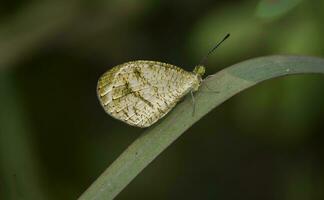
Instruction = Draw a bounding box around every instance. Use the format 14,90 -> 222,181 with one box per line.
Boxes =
79,55 -> 324,200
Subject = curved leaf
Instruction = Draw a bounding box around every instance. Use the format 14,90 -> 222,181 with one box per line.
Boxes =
79,55 -> 324,200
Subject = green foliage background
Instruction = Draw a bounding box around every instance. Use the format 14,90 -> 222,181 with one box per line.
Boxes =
1,0 -> 324,199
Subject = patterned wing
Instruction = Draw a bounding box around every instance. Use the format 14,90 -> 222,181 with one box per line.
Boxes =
97,61 -> 198,128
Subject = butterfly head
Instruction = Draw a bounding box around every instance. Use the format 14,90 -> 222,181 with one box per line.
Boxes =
191,65 -> 205,91
193,65 -> 205,77
193,33 -> 230,81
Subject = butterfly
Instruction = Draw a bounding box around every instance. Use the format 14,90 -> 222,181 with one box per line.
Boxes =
97,34 -> 229,128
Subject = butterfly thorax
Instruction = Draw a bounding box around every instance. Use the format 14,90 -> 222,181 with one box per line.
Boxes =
191,65 -> 205,91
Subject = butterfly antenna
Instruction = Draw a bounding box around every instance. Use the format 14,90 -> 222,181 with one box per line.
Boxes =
199,33 -> 230,65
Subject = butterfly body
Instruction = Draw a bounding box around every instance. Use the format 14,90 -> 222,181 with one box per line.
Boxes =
97,61 -> 204,128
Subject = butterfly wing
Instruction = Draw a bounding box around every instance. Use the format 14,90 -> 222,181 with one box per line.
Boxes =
97,61 -> 198,128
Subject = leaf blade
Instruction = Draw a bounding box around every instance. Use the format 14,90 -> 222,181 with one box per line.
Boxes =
79,55 -> 324,200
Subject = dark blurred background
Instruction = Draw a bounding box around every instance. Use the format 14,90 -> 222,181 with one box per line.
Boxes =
1,0 -> 324,199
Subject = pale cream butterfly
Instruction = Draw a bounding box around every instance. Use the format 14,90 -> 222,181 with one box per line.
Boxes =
97,34 -> 230,128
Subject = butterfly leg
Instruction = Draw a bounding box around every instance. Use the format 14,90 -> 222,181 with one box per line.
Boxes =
201,74 -> 220,93
204,83 -> 220,93
190,90 -> 196,117
201,79 -> 220,93
205,74 -> 216,80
